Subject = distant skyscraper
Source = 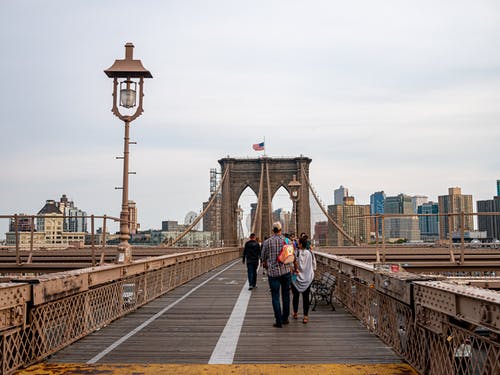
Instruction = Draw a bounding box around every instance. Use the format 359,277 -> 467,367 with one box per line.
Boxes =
384,194 -> 420,241
477,197 -> 500,240
327,197 -> 370,246
58,194 -> 87,233
34,198 -> 86,246
412,195 -> 428,214
9,215 -> 35,232
272,208 -> 291,233
370,191 -> 385,235
202,194 -> 221,233
418,202 -> 439,241
162,220 -> 180,231
497,180 -> 500,196
37,200 -> 62,232
334,185 -> 349,205
438,187 -> 473,239
314,221 -> 328,246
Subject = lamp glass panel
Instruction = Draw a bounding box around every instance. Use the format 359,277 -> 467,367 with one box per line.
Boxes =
120,89 -> 136,108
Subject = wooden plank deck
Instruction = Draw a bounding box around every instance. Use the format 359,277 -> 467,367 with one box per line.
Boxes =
47,260 -> 404,365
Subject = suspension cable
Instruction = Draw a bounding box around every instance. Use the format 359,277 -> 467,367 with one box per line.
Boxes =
164,167 -> 229,246
251,162 -> 265,238
265,160 -> 273,234
300,165 -> 357,245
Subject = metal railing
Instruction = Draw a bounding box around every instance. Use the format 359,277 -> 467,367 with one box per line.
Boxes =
0,214 -> 121,267
332,211 -> 500,265
314,251 -> 500,374
1,247 -> 499,374
0,247 -> 240,374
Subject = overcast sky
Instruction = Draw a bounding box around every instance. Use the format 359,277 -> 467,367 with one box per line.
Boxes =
1,0 -> 499,236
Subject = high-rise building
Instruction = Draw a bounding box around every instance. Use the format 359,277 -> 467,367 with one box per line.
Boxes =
202,194 -> 221,233
418,202 -> 439,241
334,185 -> 349,205
162,220 -> 180,231
370,191 -> 385,235
9,215 -> 35,232
384,194 -> 420,241
201,168 -> 223,246
273,208 -> 291,234
497,180 -> 500,197
477,197 -> 500,241
202,169 -> 222,234
314,221 -> 328,246
58,195 -> 87,233
412,195 -> 428,214
438,187 -> 474,239
34,199 -> 85,246
327,197 -> 370,246
36,200 -> 62,232
128,200 -> 138,235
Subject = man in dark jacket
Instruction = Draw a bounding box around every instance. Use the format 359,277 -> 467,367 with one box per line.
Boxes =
243,233 -> 261,290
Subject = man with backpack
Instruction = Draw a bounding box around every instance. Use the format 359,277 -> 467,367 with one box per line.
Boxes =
261,222 -> 292,328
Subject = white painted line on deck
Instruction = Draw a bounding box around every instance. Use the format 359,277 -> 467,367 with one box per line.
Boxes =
87,260 -> 240,364
208,280 -> 251,364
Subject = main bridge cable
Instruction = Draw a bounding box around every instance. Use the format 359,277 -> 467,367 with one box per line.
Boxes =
265,160 -> 273,235
163,168 -> 229,246
251,162 -> 265,238
300,165 -> 357,246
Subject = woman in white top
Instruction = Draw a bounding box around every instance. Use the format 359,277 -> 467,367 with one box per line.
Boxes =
291,236 -> 316,323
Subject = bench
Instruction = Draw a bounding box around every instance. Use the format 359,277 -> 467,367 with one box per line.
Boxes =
310,272 -> 336,311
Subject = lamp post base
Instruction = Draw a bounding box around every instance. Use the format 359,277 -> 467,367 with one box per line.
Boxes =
116,242 -> 132,264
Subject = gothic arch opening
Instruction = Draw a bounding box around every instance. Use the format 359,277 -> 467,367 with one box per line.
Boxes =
237,186 -> 258,241
271,185 -> 293,234
218,156 -> 311,246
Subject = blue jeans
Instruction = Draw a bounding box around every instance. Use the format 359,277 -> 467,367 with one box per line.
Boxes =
246,262 -> 258,287
268,273 -> 291,325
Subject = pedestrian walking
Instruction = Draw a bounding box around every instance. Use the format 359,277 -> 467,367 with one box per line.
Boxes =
242,233 -> 261,290
291,236 -> 316,324
261,222 -> 292,328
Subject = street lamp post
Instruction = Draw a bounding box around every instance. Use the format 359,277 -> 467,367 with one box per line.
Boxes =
288,175 -> 301,235
105,43 -> 152,263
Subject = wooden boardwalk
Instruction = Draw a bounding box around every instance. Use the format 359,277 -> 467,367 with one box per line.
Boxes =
34,260 -> 414,372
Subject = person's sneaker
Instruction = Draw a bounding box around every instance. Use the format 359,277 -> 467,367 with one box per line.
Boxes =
282,320 -> 290,325
248,286 -> 253,290
273,323 -> 283,328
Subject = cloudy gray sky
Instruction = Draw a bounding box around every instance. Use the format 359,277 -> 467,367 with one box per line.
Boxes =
1,0 -> 499,236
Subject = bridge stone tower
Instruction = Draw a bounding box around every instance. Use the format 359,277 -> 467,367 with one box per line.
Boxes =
218,156 -> 312,246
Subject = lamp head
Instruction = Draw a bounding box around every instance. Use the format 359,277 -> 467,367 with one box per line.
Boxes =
288,174 -> 302,200
104,43 -> 152,79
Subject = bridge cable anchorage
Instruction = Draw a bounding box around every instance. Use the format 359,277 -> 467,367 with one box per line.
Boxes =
300,165 -> 357,246
163,167 -> 229,246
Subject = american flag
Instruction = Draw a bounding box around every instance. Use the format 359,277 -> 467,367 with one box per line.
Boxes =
252,142 -> 265,151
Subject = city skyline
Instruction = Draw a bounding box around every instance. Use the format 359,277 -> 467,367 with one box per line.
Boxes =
1,1 -> 499,237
